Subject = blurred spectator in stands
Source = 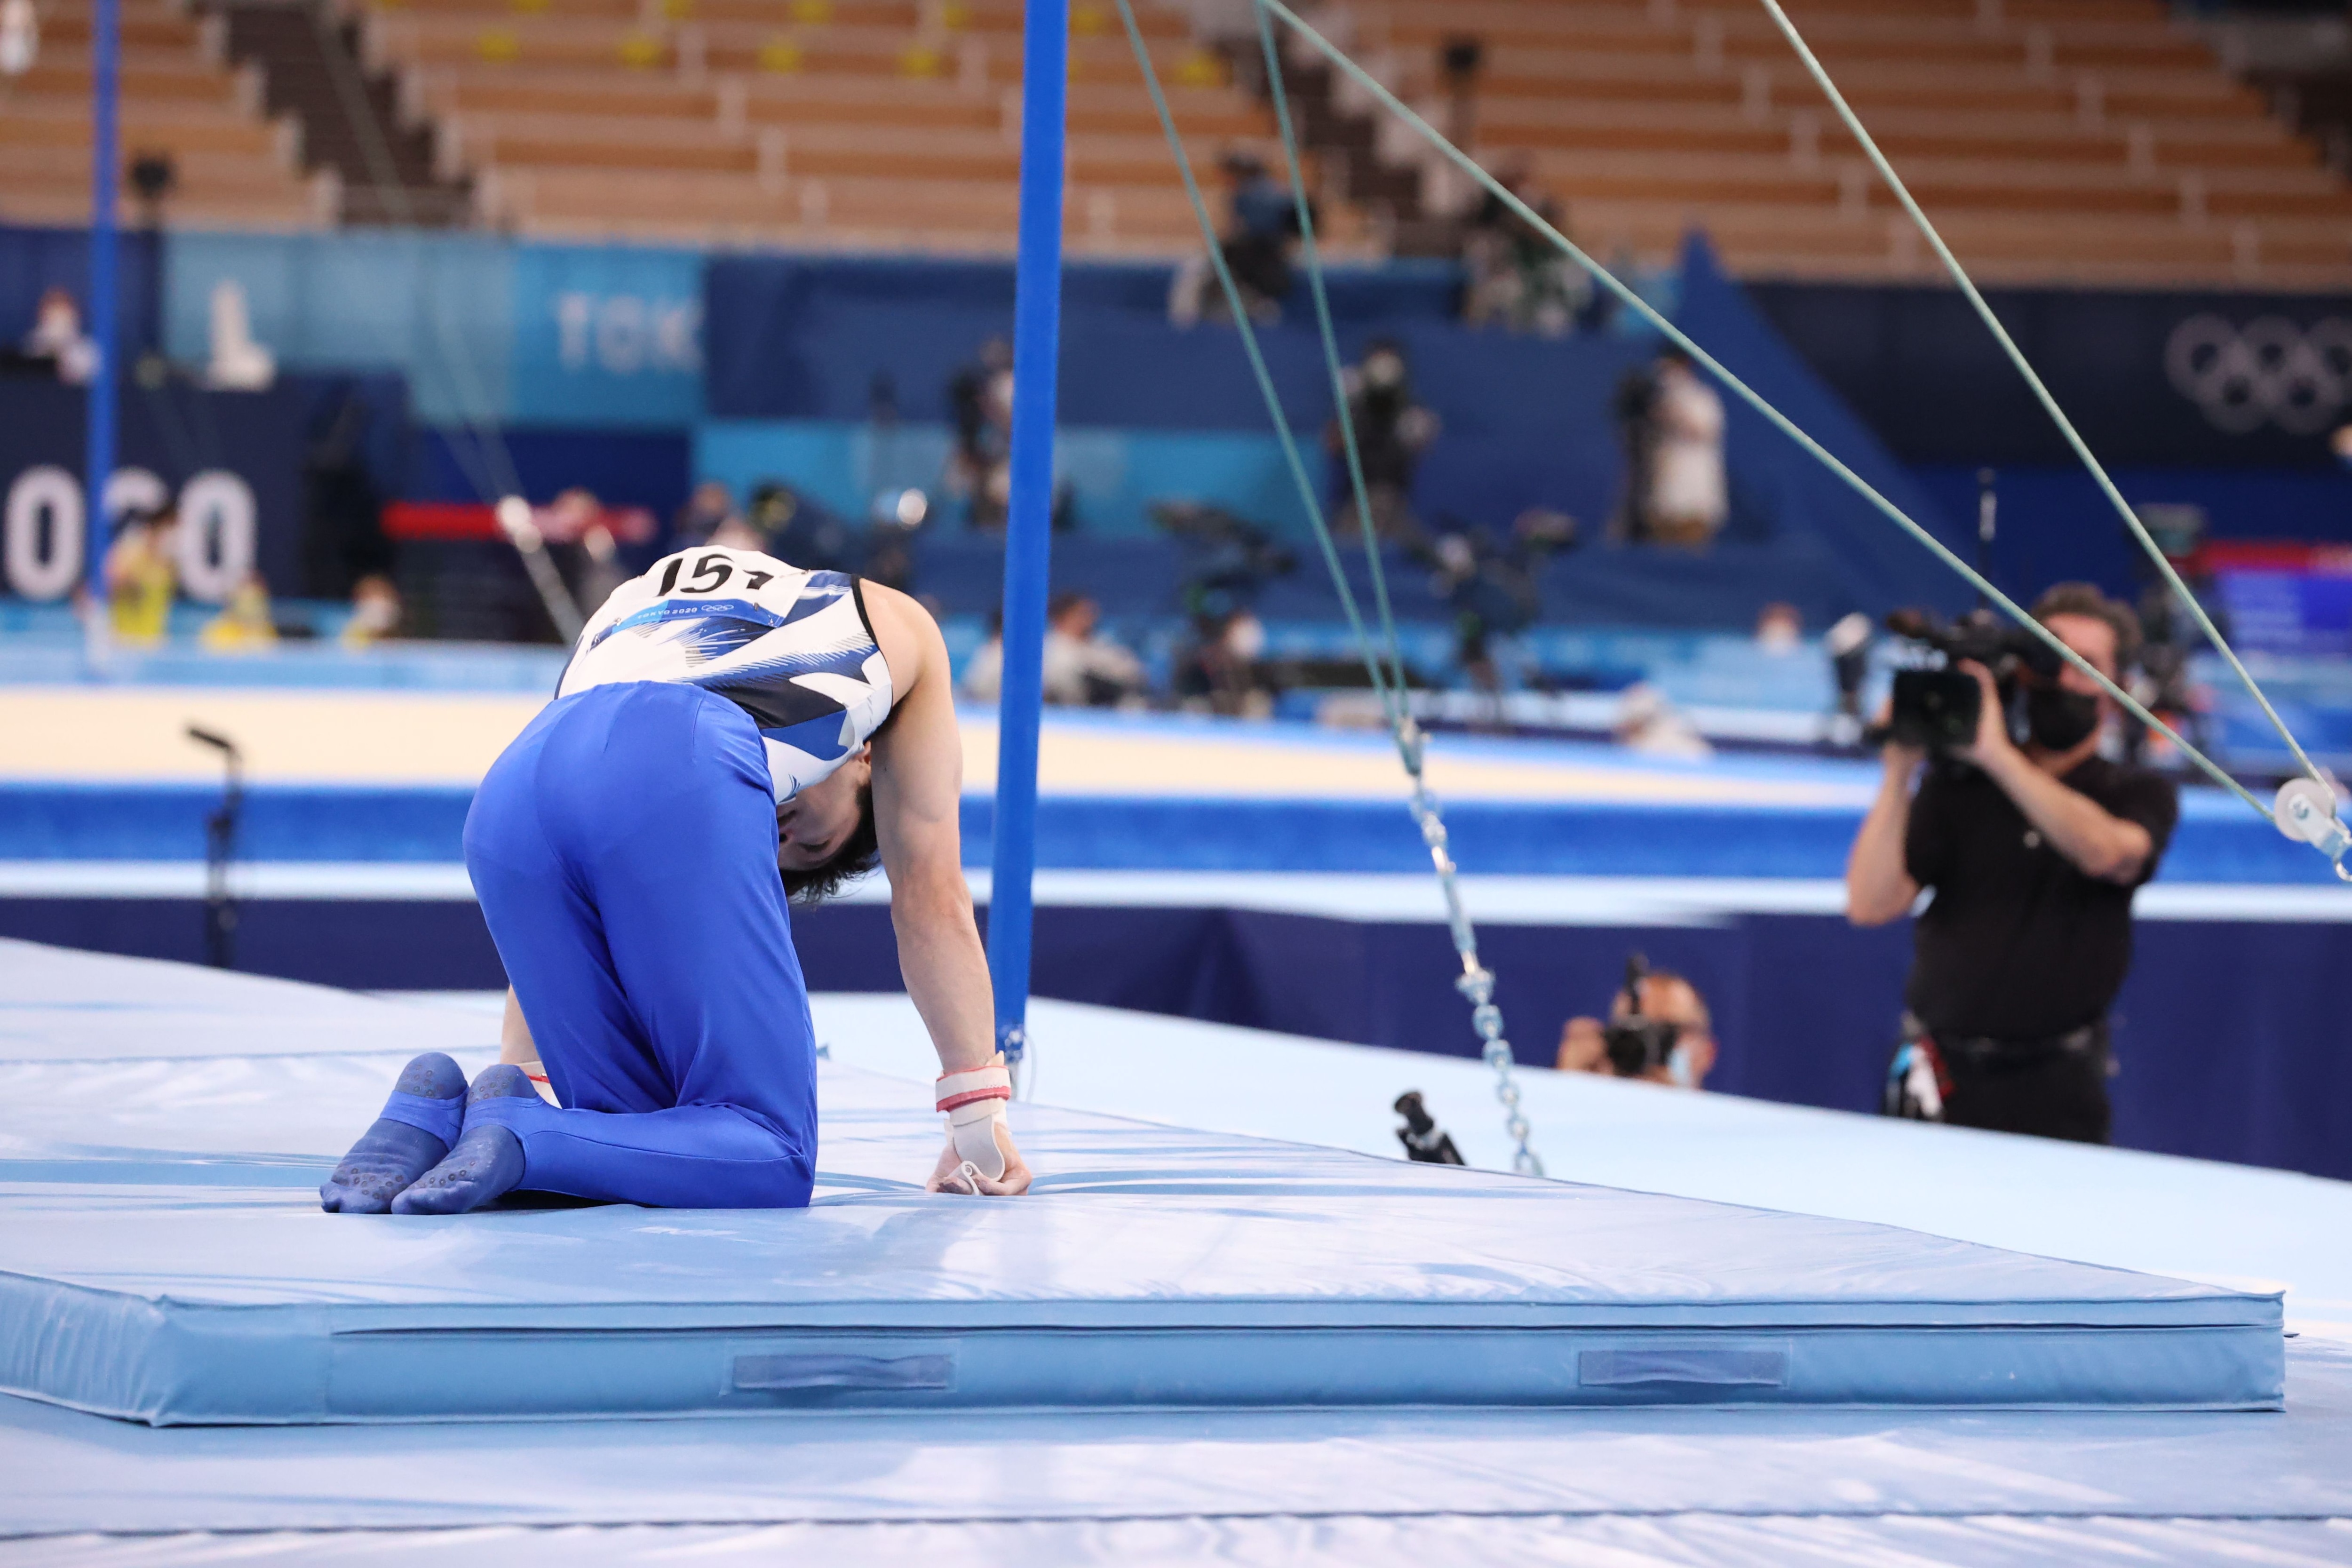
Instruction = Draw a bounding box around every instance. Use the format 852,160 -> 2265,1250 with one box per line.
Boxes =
1556,967 -> 1716,1089
708,508 -> 766,552
863,488 -> 924,594
745,481 -> 859,569
20,287 -> 96,385
579,518 -> 628,619
961,608 -> 1005,704
1613,347 -> 1726,547
1613,684 -> 1711,761
1330,339 -> 1438,546
104,506 -> 179,645
946,337 -> 1015,528
2121,504 -> 2211,772
1755,601 -> 1803,654
300,382 -> 390,600
0,0 -> 40,79
1169,151 -> 1301,328
1461,159 -> 1586,338
1173,607 -> 1275,718
1043,592 -> 1149,708
1647,349 -> 1728,547
672,479 -> 740,547
1609,358 -> 1659,540
199,573 -> 278,651
536,487 -> 628,614
341,574 -> 404,648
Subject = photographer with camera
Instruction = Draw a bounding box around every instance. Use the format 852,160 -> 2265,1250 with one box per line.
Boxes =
1846,584 -> 2178,1144
1556,957 -> 1716,1089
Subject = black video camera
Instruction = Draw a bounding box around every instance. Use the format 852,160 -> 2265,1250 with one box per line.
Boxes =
1600,953 -> 1680,1078
1881,608 -> 2061,752
1150,501 -> 1297,621
1393,1091 -> 1465,1164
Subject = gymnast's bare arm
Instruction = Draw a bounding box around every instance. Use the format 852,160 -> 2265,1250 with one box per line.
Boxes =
863,581 -> 1034,1196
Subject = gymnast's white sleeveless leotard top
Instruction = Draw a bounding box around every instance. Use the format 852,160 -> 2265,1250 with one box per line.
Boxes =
557,546 -> 895,802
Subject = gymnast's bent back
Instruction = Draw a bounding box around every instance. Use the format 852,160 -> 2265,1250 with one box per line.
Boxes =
320,545 -> 1029,1215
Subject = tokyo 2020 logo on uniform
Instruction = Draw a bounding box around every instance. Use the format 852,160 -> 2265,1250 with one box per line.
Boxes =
2164,314 -> 2352,436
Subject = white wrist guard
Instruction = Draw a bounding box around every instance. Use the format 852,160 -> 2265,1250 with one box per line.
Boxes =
935,1054 -> 1010,1182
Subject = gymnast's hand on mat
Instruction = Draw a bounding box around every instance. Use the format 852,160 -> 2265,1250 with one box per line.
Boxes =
925,1122 -> 1033,1196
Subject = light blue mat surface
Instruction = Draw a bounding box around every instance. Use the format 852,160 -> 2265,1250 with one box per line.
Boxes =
0,946 -> 2344,1559
0,943 -> 2282,1425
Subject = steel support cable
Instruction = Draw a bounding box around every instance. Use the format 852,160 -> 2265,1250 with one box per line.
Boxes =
1115,0 -> 1543,1177
1254,4 -> 1409,701
1252,0 -> 2304,846
308,1 -> 523,506
1750,0 -> 2325,789
305,1 -> 582,639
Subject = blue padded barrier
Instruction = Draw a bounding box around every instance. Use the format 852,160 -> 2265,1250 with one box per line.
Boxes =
0,781 -> 2333,883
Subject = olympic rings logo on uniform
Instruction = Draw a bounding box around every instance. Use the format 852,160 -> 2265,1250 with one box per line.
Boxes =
2164,314 -> 2352,436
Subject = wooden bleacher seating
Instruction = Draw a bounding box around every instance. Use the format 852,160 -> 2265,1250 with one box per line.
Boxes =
366,0 -> 1343,252
5,0 -> 2341,288
0,0 -> 331,229
1363,0 -> 2352,287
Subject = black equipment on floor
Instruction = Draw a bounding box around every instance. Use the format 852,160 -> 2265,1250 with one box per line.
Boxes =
1393,1091 -> 1465,1165
185,725 -> 243,969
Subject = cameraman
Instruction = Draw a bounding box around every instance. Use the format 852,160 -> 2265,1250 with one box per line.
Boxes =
1556,967 -> 1716,1089
1846,584 -> 2179,1144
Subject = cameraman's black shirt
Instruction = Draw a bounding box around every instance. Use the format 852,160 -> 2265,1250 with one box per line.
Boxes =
1902,755 -> 2179,1042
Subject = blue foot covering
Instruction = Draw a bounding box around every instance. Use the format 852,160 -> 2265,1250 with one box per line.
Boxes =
318,1052 -> 469,1214
388,1066 -> 530,1216
0,944 -> 2287,1427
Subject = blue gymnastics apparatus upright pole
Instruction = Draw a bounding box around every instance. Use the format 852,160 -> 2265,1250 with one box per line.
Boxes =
986,0 -> 1067,1078
84,0 -> 120,641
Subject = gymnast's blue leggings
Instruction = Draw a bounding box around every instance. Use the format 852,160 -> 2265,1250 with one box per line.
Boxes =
462,680 -> 817,1208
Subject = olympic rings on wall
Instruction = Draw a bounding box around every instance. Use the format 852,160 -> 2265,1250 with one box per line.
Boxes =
2164,314 -> 2352,436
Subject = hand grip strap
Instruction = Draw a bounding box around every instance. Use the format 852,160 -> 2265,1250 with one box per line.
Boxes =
937,1054 -> 1010,1182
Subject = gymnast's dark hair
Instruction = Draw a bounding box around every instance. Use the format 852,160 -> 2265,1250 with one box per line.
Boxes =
780,780 -> 881,905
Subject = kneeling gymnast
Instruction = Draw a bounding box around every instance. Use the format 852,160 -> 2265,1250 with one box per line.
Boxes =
321,545 -> 1029,1214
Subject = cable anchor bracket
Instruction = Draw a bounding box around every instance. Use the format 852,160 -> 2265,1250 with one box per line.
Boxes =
2273,777 -> 2352,883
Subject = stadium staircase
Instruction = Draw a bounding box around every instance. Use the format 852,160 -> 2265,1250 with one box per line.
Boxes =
213,0 -> 473,225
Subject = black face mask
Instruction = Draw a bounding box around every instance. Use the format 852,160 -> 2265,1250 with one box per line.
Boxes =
2025,685 -> 2101,751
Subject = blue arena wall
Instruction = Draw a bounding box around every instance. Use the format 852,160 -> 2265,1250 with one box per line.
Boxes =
1747,276 -> 2352,471
22,222 -> 2352,619
159,230 -> 705,430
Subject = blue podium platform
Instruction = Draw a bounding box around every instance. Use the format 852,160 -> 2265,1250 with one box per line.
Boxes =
0,942 -> 2283,1426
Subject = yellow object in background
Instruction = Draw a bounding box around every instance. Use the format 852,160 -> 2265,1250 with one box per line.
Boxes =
475,26 -> 521,62
1171,48 -> 1222,88
898,43 -> 945,77
199,577 -> 278,653
105,525 -> 176,648
617,31 -> 664,67
757,36 -> 803,72
788,0 -> 829,22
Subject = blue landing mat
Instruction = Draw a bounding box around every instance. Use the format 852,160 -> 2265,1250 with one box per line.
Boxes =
0,947 -> 2283,1425
3,1345 -> 2350,1542
16,1513 -> 2352,1566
